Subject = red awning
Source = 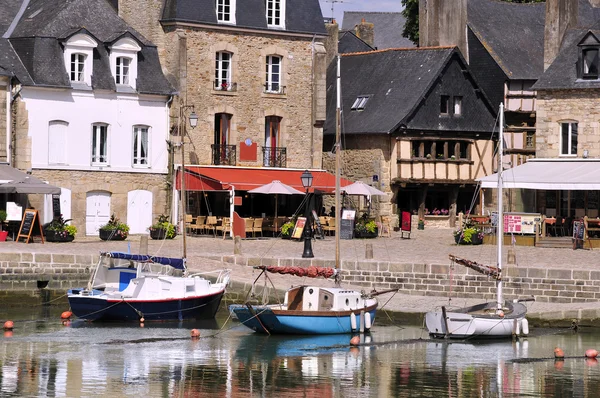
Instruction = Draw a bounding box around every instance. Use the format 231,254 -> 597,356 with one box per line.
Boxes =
176,166 -> 352,193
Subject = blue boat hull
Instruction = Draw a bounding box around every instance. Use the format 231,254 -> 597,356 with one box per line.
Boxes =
229,304 -> 377,334
68,289 -> 225,321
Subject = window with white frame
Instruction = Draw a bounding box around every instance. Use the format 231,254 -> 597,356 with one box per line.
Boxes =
265,55 -> 282,93
132,126 -> 149,166
48,121 -> 68,165
70,53 -> 86,82
266,0 -> 285,28
63,33 -> 97,86
92,123 -> 109,165
116,57 -> 131,85
216,0 -> 236,23
453,96 -> 462,115
560,122 -> 578,156
215,51 -> 232,90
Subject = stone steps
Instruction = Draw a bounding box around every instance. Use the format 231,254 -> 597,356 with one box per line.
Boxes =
535,237 -> 574,249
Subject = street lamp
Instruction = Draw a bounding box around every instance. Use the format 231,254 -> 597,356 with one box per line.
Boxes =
179,103 -> 197,260
301,169 -> 314,258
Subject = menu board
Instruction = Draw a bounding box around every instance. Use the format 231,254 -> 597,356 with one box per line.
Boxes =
503,213 -> 541,234
340,210 -> 355,240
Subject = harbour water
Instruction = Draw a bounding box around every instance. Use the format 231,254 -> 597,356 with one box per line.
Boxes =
1,304 -> 600,397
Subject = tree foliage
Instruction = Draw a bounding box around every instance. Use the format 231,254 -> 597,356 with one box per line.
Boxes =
402,0 -> 545,45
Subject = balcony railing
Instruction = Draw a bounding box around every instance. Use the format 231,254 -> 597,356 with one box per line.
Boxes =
211,144 -> 236,166
263,84 -> 286,95
214,80 -> 238,92
262,147 -> 287,168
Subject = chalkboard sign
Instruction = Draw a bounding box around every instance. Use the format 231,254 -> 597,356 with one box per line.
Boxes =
340,210 -> 355,240
17,209 -> 44,244
573,220 -> 585,250
312,210 -> 324,239
52,194 -> 61,220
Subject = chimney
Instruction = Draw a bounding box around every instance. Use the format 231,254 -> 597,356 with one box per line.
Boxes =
544,0 -> 578,70
419,0 -> 468,60
355,18 -> 375,48
324,19 -> 339,67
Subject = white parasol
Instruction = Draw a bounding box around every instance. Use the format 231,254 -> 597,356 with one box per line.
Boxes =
248,180 -> 305,233
341,181 -> 386,196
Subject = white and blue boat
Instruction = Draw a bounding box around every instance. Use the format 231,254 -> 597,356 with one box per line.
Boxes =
68,252 -> 231,321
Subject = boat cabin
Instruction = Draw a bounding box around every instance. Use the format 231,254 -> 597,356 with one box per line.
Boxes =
284,286 -> 367,312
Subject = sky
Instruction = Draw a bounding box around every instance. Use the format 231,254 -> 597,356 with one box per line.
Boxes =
319,0 -> 404,25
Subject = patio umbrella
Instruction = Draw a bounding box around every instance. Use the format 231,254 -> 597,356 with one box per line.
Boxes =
341,181 -> 386,196
0,166 -> 61,194
248,180 -> 305,233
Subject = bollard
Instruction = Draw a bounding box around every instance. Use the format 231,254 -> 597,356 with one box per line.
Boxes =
139,235 -> 148,255
234,236 -> 242,255
365,243 -> 373,259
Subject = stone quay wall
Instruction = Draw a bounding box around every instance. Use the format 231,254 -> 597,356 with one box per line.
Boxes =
4,252 -> 600,305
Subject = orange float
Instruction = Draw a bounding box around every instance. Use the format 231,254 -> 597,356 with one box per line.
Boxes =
60,311 -> 72,320
585,349 -> 598,359
190,329 -> 200,338
554,347 -> 565,359
350,336 -> 360,346
3,320 -> 14,330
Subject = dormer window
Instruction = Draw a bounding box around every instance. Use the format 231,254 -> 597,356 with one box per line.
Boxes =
583,48 -> 599,79
116,57 -> 131,85
351,96 -> 369,110
63,32 -> 97,87
578,32 -> 600,80
216,0 -> 236,24
70,53 -> 86,82
109,36 -> 141,90
266,0 -> 285,29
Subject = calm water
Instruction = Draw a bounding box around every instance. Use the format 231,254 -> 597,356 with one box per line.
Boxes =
1,305 -> 600,397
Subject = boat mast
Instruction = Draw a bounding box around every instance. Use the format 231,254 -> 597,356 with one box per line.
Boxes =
496,103 -> 504,312
180,103 -> 187,261
335,54 -> 341,286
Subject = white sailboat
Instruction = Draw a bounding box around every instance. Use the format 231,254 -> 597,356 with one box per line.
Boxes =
229,55 -> 392,334
425,103 -> 530,339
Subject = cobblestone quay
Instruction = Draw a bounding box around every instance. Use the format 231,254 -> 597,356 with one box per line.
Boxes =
2,229 -> 600,326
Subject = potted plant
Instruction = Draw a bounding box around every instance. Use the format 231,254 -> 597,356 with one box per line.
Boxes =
418,218 -> 425,230
148,214 -> 176,240
0,210 -> 7,241
354,215 -> 378,239
45,215 -> 77,242
453,226 -> 484,245
99,214 -> 129,241
280,220 -> 295,239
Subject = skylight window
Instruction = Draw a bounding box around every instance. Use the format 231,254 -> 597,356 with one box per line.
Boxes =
351,96 -> 369,110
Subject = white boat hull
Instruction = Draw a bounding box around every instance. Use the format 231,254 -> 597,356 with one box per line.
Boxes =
426,301 -> 528,339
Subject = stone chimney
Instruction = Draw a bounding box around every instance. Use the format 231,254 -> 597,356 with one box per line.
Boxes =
544,0 -> 578,70
324,20 -> 339,67
354,18 -> 375,48
419,0 -> 468,60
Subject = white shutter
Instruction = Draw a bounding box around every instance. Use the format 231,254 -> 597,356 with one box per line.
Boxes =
48,121 -> 67,164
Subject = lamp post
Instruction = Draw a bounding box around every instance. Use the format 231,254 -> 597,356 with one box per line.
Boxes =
301,169 -> 314,258
179,102 -> 198,260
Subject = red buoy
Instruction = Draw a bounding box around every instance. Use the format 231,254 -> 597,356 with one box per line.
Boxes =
139,317 -> 145,323
554,347 -> 565,359
60,311 -> 72,320
3,320 -> 14,330
350,336 -> 360,346
190,329 -> 200,338
585,349 -> 598,359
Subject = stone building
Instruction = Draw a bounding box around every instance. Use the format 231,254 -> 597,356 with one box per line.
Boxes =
323,47 -> 497,227
116,0 -> 330,219
0,0 -> 175,235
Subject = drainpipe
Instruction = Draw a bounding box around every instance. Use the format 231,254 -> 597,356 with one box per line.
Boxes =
310,35 -> 316,168
5,80 -> 11,166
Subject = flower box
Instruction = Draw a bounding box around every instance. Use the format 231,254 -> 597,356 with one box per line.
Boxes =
454,233 -> 483,245
99,229 -> 128,241
354,228 -> 378,239
149,228 -> 176,240
46,230 -> 74,243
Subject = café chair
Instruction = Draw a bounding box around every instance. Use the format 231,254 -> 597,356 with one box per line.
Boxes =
216,217 -> 231,239
323,217 -> 336,236
252,218 -> 263,238
205,216 -> 218,237
244,218 -> 254,238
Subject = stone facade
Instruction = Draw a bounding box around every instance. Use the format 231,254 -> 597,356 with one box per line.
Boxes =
536,89 -> 600,158
29,169 -> 169,236
118,4 -> 326,170
0,78 -> 7,163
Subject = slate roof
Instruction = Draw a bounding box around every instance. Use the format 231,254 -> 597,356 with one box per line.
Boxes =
533,28 -> 600,90
342,12 -> 414,50
0,0 -> 174,95
467,0 -> 545,80
338,31 -> 374,54
162,0 -> 326,36
323,47 -> 457,135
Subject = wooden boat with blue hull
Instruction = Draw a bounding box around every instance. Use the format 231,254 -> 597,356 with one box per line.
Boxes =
230,270 -> 379,335
68,252 -> 231,321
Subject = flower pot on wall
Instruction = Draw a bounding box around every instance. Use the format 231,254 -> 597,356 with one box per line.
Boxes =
99,229 -> 128,241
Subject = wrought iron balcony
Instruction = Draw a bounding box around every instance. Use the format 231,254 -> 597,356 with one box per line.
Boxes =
263,84 -> 286,95
211,144 -> 236,166
214,80 -> 237,92
262,147 -> 287,168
